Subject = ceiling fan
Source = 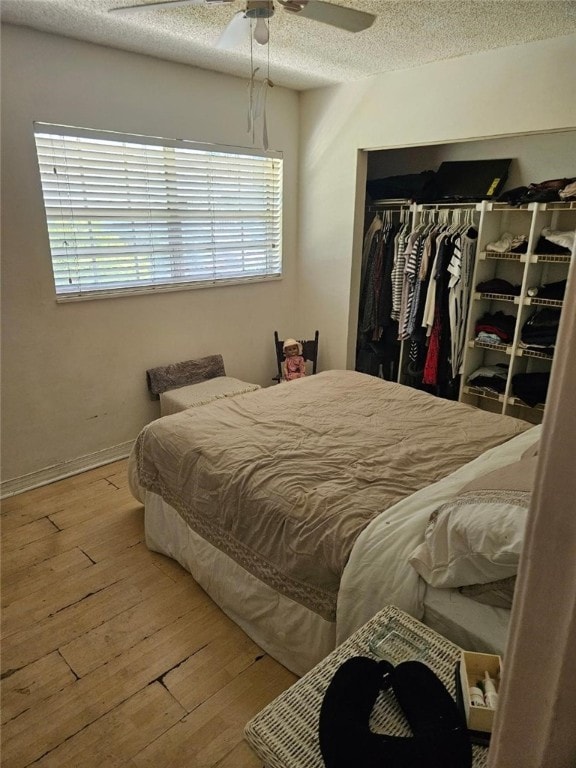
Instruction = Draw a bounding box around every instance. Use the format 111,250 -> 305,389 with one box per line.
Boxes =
109,0 -> 376,47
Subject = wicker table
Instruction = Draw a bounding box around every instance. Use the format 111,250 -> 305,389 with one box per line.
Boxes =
244,605 -> 489,767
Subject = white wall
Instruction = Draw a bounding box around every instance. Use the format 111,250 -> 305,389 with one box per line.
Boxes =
298,34 -> 576,371
0,25 -> 300,488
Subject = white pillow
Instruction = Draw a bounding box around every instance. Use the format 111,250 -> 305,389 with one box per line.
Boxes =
409,491 -> 529,588
408,456 -> 536,588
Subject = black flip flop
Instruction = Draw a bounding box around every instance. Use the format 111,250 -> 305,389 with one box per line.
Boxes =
318,656 -> 472,768
392,660 -> 472,768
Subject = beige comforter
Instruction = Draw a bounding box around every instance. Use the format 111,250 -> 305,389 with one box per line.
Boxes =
133,370 -> 528,620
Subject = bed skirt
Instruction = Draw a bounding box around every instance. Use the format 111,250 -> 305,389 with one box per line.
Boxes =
143,490 -> 336,676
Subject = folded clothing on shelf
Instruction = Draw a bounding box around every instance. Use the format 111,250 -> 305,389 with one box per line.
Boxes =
475,311 -> 516,342
468,364 -> 509,393
534,234 -> 572,255
509,239 -> 529,254
541,228 -> 575,253
485,232 -> 528,253
521,308 -> 561,348
559,181 -> 576,200
518,341 -> 554,356
526,279 -> 567,301
468,377 -> 507,394
511,372 -> 551,407
476,278 -> 521,296
523,308 -> 559,326
476,331 -> 505,345
484,228 -> 574,256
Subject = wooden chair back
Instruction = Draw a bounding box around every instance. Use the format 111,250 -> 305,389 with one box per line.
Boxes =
273,330 -> 319,382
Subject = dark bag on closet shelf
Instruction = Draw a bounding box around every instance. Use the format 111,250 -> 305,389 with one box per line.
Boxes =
509,177 -> 576,205
522,307 -> 561,329
528,280 -> 567,301
530,177 -> 574,191
366,171 -> 436,202
512,372 -> 551,408
496,186 -> 529,204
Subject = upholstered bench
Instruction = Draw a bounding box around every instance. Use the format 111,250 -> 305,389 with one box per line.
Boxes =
160,376 -> 260,416
146,353 -> 260,417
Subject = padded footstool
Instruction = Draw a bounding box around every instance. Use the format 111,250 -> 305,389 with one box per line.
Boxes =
160,376 -> 261,416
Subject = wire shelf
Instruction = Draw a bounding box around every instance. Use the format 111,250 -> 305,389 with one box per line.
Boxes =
480,251 -> 523,261
463,385 -> 505,402
531,253 -> 572,264
483,202 -> 533,211
541,200 -> 576,211
516,347 -> 554,361
468,339 -> 510,354
524,297 -> 564,308
368,198 -> 413,208
417,202 -> 480,209
482,201 -> 575,212
474,292 -> 518,303
507,397 -> 545,412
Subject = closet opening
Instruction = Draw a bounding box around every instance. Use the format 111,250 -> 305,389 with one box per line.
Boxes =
355,129 -> 576,422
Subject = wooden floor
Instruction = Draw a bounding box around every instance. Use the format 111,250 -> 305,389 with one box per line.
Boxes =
0,461 -> 297,767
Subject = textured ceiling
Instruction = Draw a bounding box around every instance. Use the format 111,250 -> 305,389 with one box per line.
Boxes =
2,0 -> 576,90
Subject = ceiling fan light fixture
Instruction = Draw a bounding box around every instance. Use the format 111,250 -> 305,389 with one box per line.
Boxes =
253,16 -> 270,44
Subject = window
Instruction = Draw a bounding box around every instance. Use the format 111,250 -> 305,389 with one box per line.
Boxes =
33,123 -> 283,300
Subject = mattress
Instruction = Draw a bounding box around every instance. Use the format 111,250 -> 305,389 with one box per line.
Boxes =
422,585 -> 511,656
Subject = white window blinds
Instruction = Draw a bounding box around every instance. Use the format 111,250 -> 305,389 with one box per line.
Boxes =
33,124 -> 283,299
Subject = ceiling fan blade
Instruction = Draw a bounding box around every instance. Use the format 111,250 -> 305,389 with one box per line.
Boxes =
289,1 -> 376,32
109,0 -> 208,14
216,11 -> 251,49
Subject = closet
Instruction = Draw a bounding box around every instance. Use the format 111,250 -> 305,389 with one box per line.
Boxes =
359,131 -> 576,421
357,200 -> 575,423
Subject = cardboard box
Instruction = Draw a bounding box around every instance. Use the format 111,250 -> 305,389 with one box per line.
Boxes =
459,650 -> 502,733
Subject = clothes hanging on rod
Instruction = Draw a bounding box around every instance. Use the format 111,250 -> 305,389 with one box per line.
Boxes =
359,213 -> 387,337
359,206 -> 411,338
447,224 -> 477,379
356,205 -> 411,379
361,204 -> 478,397
357,203 -> 478,393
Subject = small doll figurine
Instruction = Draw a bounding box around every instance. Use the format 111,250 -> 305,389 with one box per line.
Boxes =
282,338 -> 306,381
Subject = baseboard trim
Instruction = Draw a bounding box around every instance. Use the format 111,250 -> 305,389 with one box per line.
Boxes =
0,440 -> 135,499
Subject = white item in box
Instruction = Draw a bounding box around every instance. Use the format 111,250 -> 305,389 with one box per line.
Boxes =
459,650 -> 502,733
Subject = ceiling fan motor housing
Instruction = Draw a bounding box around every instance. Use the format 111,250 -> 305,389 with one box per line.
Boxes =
245,1 -> 274,19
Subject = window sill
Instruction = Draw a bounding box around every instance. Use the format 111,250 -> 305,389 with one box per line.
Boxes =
55,274 -> 283,303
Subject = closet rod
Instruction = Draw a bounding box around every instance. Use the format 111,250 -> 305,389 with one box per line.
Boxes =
368,198 -> 412,206
367,201 -> 413,213
416,202 -> 479,210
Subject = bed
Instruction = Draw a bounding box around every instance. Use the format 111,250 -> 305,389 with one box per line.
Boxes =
128,370 -> 537,675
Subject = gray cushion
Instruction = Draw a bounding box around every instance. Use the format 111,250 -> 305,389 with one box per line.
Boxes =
160,377 -> 260,416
